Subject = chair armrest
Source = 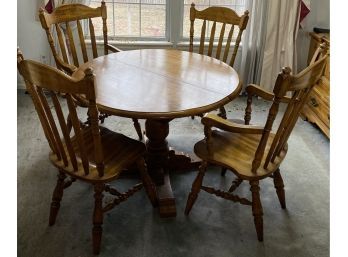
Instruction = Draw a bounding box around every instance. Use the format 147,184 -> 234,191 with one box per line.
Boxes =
246,84 -> 291,103
202,113 -> 264,134
107,44 -> 122,53
55,56 -> 77,75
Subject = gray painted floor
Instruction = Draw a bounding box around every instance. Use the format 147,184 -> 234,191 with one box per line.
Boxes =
18,90 -> 329,257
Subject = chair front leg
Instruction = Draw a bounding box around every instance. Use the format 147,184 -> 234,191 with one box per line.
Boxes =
250,180 -> 263,241
185,161 -> 208,215
273,169 -> 286,209
49,171 -> 66,226
136,158 -> 157,207
92,183 -> 104,255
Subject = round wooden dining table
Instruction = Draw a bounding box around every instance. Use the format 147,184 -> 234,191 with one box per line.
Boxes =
73,49 -> 241,218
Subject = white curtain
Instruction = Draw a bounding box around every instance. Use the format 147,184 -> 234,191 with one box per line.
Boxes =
239,0 -> 269,90
54,0 -> 91,6
240,0 -> 301,92
259,0 -> 301,91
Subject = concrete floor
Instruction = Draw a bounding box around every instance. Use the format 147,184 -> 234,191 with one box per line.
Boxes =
18,90 -> 329,257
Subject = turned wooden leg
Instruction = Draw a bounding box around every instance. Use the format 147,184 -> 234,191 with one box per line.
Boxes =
244,95 -> 252,125
217,106 -> 227,119
92,183 -> 104,255
273,169 -> 286,209
228,177 -> 243,193
49,171 -> 66,226
145,119 -> 170,185
250,180 -> 263,241
185,161 -> 208,215
132,118 -> 143,140
191,116 -> 195,119
145,119 -> 178,217
221,167 -> 227,176
136,158 -> 158,207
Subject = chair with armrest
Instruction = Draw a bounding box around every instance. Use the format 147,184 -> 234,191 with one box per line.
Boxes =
17,48 -> 157,255
184,43 -> 329,241
39,0 -> 143,140
189,3 -> 249,119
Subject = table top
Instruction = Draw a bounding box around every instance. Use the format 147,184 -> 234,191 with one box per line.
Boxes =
73,49 -> 241,119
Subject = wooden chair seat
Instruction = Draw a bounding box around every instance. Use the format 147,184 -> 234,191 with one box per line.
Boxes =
185,43 -> 329,242
17,50 -> 157,255
194,129 -> 287,180
50,126 -> 146,183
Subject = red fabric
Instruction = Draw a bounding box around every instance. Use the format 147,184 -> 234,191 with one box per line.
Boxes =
300,0 -> 310,24
45,0 -> 55,14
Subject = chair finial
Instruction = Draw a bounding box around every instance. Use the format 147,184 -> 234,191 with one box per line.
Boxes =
84,67 -> 94,77
191,3 -> 195,8
17,47 -> 24,61
281,67 -> 292,76
319,42 -> 329,55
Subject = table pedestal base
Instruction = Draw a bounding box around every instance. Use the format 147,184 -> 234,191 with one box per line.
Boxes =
144,119 -> 200,218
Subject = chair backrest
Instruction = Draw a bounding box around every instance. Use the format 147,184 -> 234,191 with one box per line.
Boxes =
189,3 -> 249,67
17,48 -> 105,177
39,1 -> 108,69
251,44 -> 329,173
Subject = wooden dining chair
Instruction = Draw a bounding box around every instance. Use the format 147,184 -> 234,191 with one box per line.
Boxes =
184,43 -> 329,242
39,1 -> 143,140
17,48 -> 157,255
189,3 -> 249,119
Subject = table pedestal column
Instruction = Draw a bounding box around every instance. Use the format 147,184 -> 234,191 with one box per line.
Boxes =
145,119 -> 176,218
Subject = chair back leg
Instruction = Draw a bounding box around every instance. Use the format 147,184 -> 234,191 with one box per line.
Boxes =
273,169 -> 286,209
220,167 -> 227,176
217,106 -> 227,119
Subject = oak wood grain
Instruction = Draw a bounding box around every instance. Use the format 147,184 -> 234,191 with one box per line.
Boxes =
189,3 -> 249,119
39,1 -> 143,140
73,48 -> 241,218
185,48 -> 329,242
73,49 -> 241,119
17,49 -> 156,255
301,33 -> 330,138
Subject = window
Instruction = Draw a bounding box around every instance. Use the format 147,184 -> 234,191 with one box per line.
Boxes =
89,0 -> 167,40
88,0 -> 247,43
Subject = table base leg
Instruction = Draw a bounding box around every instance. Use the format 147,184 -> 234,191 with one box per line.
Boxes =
156,173 -> 176,218
168,148 -> 201,172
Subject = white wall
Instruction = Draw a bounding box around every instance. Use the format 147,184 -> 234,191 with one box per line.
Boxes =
17,0 -> 50,88
17,0 -> 49,61
297,0 -> 330,71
